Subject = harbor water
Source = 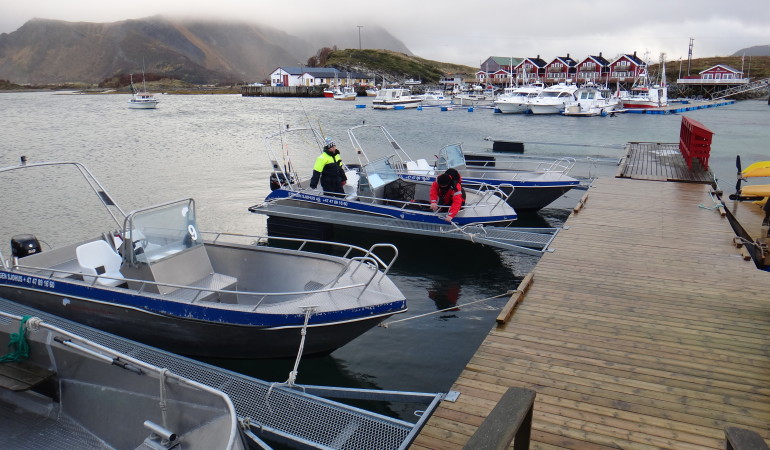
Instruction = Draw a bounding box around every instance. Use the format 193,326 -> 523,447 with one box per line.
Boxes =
1,92 -> 768,413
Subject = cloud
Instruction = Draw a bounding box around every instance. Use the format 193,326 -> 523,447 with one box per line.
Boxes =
1,0 -> 768,67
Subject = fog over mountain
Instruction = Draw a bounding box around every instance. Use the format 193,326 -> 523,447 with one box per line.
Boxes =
0,16 -> 412,84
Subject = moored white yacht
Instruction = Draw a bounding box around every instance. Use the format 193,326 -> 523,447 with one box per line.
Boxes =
525,81 -> 578,115
494,82 -> 545,114
562,83 -> 620,117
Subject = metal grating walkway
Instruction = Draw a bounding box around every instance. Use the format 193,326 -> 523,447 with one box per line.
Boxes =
250,203 -> 559,255
0,298 -> 440,449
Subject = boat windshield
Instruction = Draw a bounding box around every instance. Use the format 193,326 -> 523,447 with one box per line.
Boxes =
437,144 -> 466,170
123,199 -> 203,264
362,157 -> 399,186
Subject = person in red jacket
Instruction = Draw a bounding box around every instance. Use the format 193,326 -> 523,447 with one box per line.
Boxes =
430,168 -> 465,222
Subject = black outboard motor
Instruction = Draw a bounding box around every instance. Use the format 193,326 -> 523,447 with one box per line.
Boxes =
11,234 -> 41,261
269,172 -> 290,191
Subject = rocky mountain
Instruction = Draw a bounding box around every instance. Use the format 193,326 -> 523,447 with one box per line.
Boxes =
0,17 -> 412,85
732,45 -> 770,57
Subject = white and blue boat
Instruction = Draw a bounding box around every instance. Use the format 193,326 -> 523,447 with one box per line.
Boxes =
0,160 -> 407,359
260,127 -> 518,226
347,125 -> 581,211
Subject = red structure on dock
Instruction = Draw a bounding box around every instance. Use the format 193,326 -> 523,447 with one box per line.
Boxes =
679,116 -> 714,170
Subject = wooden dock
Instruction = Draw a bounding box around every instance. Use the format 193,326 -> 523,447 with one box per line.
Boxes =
412,144 -> 770,449
621,99 -> 736,114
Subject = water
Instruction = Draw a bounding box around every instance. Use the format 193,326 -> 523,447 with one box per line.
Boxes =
1,92 -> 769,406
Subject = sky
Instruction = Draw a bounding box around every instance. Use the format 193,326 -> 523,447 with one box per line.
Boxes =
2,0 -> 769,68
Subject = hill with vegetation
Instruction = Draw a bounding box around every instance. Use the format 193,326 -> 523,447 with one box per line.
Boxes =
653,56 -> 770,83
324,49 -> 477,84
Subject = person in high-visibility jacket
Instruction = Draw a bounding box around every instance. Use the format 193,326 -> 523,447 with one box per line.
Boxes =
309,138 -> 347,197
430,168 -> 465,222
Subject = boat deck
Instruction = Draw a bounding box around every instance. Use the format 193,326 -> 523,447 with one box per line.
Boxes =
413,151 -> 770,448
0,298 -> 437,449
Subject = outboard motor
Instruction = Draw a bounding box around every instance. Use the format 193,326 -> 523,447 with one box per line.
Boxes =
269,172 -> 289,191
11,234 -> 41,264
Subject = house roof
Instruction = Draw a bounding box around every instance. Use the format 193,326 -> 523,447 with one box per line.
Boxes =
551,55 -> 578,67
585,54 -> 611,66
699,64 -> 743,74
488,56 -> 525,66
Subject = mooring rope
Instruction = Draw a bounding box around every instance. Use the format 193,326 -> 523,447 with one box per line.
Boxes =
0,315 -> 35,362
265,306 -> 317,413
380,291 -> 511,328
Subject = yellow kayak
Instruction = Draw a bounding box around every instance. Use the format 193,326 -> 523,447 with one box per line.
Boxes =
740,184 -> 770,197
741,161 -> 770,178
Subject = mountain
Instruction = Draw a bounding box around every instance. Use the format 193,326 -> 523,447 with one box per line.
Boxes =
732,45 -> 770,57
0,17 -> 413,85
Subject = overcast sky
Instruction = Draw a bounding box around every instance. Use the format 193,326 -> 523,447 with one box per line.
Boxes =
2,0 -> 769,67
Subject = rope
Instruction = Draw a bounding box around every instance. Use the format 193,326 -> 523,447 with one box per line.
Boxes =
265,306 -> 317,413
0,315 -> 34,362
380,292 -> 510,328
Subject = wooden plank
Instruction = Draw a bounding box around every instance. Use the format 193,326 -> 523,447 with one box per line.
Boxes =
0,361 -> 55,391
496,272 -> 533,324
462,387 -> 535,450
417,175 -> 770,449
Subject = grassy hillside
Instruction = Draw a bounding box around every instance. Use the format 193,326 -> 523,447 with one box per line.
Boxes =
654,56 -> 770,83
325,49 -> 477,84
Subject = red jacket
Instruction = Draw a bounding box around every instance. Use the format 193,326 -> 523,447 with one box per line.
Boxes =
430,178 -> 464,219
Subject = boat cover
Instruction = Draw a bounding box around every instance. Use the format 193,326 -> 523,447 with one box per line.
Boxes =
741,161 -> 770,178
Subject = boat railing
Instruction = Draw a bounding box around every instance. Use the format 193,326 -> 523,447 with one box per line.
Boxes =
203,231 -> 398,274
0,310 -> 242,448
10,262 -> 375,308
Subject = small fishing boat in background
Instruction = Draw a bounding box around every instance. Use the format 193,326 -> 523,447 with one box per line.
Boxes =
372,87 -> 423,109
347,124 -> 581,211
0,160 -> 406,359
0,310 -> 246,449
333,85 -> 357,101
127,73 -> 159,109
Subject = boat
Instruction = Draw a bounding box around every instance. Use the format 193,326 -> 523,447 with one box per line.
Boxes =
347,124 -> 581,211
621,54 -> 668,109
0,160 -> 407,359
258,127 -> 518,226
371,87 -> 423,110
0,310 -> 246,449
404,78 -> 422,86
365,86 -> 379,96
494,82 -> 545,114
127,73 -> 159,109
562,83 -> 621,117
452,85 -> 497,107
525,81 -> 578,114
417,89 -> 452,106
322,87 -> 336,98
333,85 -> 357,101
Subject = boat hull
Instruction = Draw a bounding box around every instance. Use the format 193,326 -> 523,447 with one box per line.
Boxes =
371,100 -> 422,110
0,279 -> 398,359
494,102 -> 529,114
127,101 -> 158,109
528,103 -> 564,115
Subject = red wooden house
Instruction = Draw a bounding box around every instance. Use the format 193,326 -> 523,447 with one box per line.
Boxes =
514,56 -> 548,83
575,53 -> 611,85
698,65 -> 744,81
544,54 -> 578,83
609,51 -> 646,85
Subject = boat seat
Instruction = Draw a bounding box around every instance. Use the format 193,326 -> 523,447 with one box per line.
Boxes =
76,240 -> 125,287
416,159 -> 434,174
